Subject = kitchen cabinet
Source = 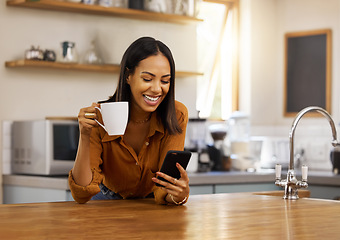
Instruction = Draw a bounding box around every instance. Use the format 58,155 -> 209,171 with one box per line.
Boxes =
3,185 -> 73,204
190,183 -> 281,195
4,171 -> 340,204
189,170 -> 340,199
2,175 -> 73,204
307,185 -> 340,199
191,183 -> 340,198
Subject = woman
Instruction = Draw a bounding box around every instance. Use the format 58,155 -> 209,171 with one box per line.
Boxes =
69,37 -> 190,205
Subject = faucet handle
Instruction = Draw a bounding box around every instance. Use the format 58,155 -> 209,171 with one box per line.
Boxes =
302,165 -> 308,181
275,164 -> 281,180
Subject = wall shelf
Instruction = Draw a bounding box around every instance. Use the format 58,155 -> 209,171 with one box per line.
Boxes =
5,60 -> 203,77
6,0 -> 203,24
5,1 -> 203,77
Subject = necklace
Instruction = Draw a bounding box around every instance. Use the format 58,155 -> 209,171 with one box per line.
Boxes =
131,115 -> 151,124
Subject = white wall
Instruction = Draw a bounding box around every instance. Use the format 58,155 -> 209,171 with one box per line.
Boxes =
0,4 -> 198,121
238,0 -> 340,171
240,0 -> 340,136
0,2 -> 198,202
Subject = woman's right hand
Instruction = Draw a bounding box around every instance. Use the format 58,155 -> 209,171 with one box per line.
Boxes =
78,102 -> 99,136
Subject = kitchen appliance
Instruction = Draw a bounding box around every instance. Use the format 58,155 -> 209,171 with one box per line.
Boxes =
330,146 -> 340,174
260,136 -> 289,169
185,118 -> 210,172
207,123 -> 230,171
11,120 -> 79,175
231,137 -> 263,171
228,112 -> 256,171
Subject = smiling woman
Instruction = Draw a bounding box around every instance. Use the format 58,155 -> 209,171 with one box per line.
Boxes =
127,54 -> 171,114
69,37 -> 190,206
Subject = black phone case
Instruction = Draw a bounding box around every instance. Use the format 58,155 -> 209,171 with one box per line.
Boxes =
156,150 -> 192,187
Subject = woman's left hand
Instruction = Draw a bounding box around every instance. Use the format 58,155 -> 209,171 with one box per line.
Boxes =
152,163 -> 190,204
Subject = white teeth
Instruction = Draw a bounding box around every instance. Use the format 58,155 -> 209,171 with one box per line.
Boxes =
144,95 -> 160,101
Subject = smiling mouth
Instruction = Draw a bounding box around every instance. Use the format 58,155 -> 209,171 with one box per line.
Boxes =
144,95 -> 161,102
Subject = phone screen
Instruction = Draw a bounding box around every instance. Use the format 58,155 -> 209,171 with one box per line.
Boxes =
156,150 -> 191,187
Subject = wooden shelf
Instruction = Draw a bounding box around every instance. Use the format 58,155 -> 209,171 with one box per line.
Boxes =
5,60 -> 203,77
6,0 -> 203,24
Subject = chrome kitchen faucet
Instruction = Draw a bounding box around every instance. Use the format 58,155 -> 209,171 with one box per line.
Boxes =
275,106 -> 340,200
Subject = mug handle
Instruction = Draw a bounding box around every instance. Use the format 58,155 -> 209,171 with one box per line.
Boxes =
94,106 -> 107,132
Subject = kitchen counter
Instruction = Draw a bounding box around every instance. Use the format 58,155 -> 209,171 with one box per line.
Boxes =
3,170 -> 340,203
0,192 -> 339,239
3,170 -> 340,189
3,174 -> 69,190
191,169 -> 340,185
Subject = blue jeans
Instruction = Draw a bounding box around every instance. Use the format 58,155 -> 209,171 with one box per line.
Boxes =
91,183 -> 123,200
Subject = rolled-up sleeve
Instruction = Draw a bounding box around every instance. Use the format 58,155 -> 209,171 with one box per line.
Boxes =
68,168 -> 102,204
68,127 -> 104,204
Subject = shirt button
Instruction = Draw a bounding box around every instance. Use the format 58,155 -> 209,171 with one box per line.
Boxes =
145,142 -> 149,146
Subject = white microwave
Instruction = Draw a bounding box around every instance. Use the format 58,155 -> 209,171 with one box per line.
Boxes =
11,120 -> 79,175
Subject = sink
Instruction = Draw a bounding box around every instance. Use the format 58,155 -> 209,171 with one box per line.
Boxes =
253,190 -> 310,198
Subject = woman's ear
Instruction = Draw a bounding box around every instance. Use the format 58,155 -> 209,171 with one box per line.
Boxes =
125,68 -> 131,85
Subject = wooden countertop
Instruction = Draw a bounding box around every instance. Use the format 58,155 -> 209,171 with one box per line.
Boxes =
0,192 -> 339,239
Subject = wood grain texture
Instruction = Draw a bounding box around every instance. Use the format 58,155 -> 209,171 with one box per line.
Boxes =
5,60 -> 203,77
0,192 -> 339,239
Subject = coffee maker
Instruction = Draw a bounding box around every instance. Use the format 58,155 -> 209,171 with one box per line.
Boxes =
185,118 -> 210,172
228,111 -> 261,171
331,145 -> 340,174
207,123 -> 230,171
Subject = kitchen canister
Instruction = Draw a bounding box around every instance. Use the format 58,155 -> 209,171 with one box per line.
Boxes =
61,41 -> 78,63
330,146 -> 340,174
144,0 -> 172,13
99,0 -> 127,7
128,0 -> 143,9
83,0 -> 97,5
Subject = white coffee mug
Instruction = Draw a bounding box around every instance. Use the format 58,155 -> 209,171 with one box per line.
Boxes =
95,102 -> 129,136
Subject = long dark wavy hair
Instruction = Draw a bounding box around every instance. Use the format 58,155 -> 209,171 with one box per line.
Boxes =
102,36 -> 182,135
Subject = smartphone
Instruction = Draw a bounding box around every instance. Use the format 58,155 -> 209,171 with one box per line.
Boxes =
156,150 -> 192,187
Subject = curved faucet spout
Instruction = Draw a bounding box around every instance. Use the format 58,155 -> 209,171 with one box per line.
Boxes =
289,106 -> 340,170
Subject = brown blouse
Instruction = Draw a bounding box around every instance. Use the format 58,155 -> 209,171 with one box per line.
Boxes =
68,101 -> 188,204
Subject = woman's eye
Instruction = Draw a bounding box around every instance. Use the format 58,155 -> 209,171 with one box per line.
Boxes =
161,80 -> 170,84
143,78 -> 152,82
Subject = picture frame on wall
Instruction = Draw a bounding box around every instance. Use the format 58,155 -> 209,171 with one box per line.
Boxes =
284,29 -> 332,117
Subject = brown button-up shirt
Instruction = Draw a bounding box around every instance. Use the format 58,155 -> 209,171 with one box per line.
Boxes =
69,101 -> 188,204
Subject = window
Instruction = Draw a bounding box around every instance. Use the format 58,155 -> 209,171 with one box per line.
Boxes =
196,0 -> 239,120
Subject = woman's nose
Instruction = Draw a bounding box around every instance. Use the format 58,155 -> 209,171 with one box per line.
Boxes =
150,80 -> 162,92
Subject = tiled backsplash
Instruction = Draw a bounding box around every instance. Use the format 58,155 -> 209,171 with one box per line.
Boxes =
252,125 -> 336,171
